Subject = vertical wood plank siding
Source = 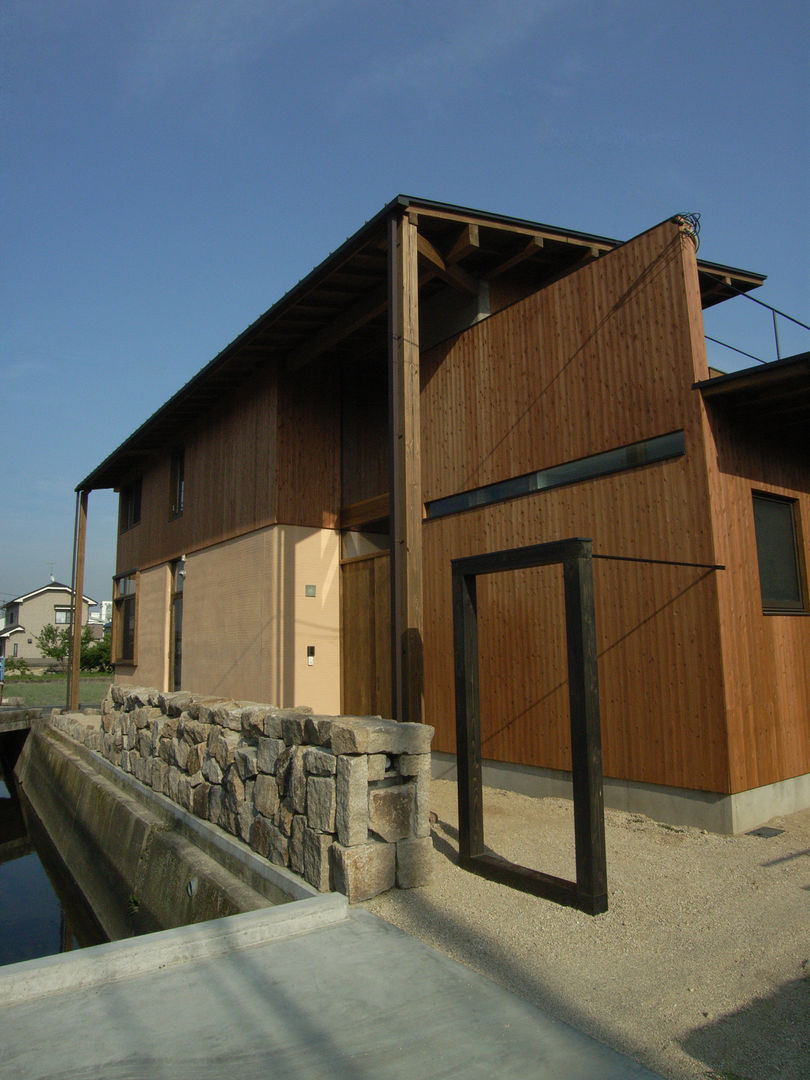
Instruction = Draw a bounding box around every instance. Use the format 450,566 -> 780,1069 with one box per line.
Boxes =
116,364 -> 281,572
341,553 -> 392,716
276,357 -> 341,529
116,356 -> 341,574
705,417 -> 810,792
421,221 -> 732,793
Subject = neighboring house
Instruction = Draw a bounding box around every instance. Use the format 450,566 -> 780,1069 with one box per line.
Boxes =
74,196 -> 809,832
1,582 -> 96,666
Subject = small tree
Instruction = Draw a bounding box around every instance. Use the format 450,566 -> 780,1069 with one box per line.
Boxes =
35,623 -> 72,671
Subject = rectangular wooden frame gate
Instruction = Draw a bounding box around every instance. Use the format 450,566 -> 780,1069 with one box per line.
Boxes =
451,537 -> 608,915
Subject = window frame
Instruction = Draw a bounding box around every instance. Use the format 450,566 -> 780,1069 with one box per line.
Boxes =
119,478 -> 142,533
112,572 -> 138,664
752,492 -> 807,614
170,448 -> 185,520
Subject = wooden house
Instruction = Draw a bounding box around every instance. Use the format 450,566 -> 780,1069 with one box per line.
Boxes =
74,197 -> 809,832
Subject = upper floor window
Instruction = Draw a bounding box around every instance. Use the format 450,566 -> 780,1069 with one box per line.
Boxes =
170,448 -> 185,519
752,493 -> 806,612
120,478 -> 142,532
54,607 -> 72,625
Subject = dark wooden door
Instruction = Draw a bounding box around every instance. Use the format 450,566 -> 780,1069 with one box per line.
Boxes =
341,552 -> 391,717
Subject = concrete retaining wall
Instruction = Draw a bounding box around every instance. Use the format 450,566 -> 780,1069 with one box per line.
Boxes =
15,723 -> 297,940
50,686 -> 434,902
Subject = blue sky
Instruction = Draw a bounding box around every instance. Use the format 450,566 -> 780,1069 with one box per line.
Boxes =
1,0 -> 808,605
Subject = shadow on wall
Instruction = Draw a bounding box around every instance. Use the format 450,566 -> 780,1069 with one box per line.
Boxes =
680,976 -> 810,1080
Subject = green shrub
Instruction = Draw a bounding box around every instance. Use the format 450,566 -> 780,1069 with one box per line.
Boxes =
3,656 -> 33,677
81,632 -> 112,673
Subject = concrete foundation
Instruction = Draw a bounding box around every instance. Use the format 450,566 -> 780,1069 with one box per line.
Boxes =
431,752 -> 810,834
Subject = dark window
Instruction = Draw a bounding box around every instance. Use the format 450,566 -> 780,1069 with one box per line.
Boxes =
113,574 -> 137,662
170,448 -> 184,518
120,479 -> 142,532
425,431 -> 686,520
54,608 -> 72,625
171,559 -> 184,691
752,494 -> 805,612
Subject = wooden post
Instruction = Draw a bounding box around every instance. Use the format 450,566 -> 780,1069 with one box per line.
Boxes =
68,489 -> 89,711
388,212 -> 424,724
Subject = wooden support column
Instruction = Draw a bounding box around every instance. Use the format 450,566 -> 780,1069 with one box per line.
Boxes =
68,489 -> 89,711
388,212 -> 424,724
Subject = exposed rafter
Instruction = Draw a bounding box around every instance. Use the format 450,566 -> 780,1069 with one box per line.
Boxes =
446,223 -> 480,264
286,284 -> 388,372
484,236 -> 545,280
416,233 -> 479,296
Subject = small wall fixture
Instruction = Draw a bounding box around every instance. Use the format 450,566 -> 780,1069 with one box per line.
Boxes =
305,584 -> 316,597
307,645 -> 315,666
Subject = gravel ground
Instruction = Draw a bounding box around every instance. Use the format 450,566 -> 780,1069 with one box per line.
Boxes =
365,779 -> 810,1080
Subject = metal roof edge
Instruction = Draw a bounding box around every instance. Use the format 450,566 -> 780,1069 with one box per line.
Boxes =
693,350 -> 810,390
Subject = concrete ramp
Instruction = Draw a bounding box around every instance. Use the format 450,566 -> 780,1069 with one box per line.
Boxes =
0,900 -> 660,1079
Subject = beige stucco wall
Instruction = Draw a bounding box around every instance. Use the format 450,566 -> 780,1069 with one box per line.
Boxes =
138,565 -> 171,688
118,524 -> 340,711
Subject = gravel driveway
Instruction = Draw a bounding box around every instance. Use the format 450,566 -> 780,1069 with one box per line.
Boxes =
365,779 -> 810,1080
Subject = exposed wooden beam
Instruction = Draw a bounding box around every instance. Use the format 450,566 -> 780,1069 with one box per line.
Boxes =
411,205 -> 615,253
558,248 -> 602,278
446,223 -> 480,264
286,285 -> 388,372
416,233 -> 479,296
388,213 -> 423,726
484,236 -> 545,280
340,492 -> 390,531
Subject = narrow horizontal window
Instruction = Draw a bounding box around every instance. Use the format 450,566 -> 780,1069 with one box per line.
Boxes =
752,494 -> 805,612
426,431 -> 686,520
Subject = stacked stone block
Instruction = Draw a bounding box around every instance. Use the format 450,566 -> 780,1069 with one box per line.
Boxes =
51,686 -> 434,902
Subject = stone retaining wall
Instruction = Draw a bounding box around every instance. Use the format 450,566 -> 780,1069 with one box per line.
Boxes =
51,687 -> 434,902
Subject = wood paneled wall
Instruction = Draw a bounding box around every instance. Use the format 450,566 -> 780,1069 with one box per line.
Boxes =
423,462 -> 729,792
117,354 -> 344,575
421,222 -> 710,505
341,552 -> 391,716
705,414 -> 810,792
421,221 -> 732,793
276,357 -> 341,529
117,363 -> 280,574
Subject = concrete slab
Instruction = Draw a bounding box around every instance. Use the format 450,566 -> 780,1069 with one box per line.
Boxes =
0,902 -> 661,1079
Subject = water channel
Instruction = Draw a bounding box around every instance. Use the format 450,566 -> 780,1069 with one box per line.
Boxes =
0,772 -> 106,967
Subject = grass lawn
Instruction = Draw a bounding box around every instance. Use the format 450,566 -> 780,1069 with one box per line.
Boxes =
2,676 -> 112,710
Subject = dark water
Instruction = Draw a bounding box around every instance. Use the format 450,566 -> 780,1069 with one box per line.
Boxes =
0,776 -> 107,967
